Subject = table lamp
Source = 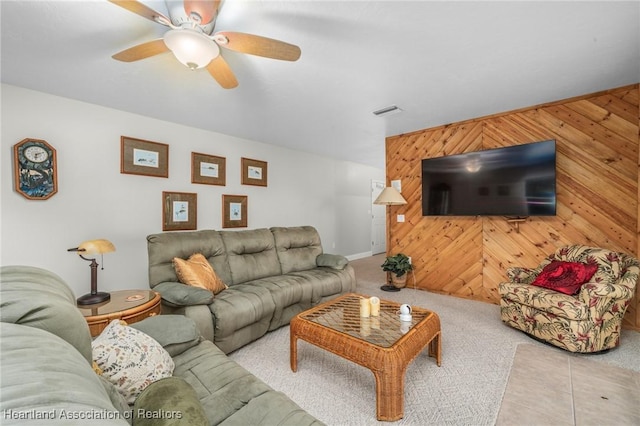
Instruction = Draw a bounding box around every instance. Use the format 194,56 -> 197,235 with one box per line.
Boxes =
68,239 -> 115,305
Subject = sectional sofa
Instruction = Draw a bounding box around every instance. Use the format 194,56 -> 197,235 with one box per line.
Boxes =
0,265 -> 323,425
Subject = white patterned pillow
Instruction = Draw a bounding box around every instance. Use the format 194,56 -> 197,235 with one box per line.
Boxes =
92,319 -> 175,404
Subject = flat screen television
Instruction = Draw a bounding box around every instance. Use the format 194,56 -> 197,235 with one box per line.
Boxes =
422,140 -> 556,216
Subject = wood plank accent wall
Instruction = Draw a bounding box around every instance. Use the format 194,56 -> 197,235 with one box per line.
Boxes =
385,84 -> 640,331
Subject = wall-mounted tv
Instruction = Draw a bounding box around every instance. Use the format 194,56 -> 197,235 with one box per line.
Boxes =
422,140 -> 556,216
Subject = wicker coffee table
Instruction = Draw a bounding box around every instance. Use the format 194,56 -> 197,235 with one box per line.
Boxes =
290,293 -> 441,421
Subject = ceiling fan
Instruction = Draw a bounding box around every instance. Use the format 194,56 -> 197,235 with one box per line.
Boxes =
108,0 -> 301,89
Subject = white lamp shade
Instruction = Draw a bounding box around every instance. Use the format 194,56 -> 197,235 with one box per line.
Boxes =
164,29 -> 220,70
373,187 -> 407,205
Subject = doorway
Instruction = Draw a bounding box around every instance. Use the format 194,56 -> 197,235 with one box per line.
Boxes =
371,180 -> 386,255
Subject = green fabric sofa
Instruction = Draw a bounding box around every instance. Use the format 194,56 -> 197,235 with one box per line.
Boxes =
147,226 -> 356,354
0,266 -> 323,426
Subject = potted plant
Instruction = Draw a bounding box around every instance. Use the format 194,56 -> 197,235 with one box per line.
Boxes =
381,253 -> 413,290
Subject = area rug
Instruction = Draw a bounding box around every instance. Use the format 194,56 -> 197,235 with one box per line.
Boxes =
227,256 -> 640,425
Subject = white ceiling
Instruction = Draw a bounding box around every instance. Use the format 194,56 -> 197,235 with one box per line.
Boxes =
2,1 -> 638,169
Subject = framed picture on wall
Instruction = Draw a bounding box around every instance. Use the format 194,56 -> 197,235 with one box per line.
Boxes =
162,191 -> 197,231
121,136 -> 169,178
192,152 -> 226,186
241,157 -> 267,187
222,194 -> 247,228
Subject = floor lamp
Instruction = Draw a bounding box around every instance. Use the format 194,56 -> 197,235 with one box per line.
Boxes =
373,186 -> 407,292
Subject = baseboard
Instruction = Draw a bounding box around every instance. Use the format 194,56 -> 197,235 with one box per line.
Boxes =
346,251 -> 373,261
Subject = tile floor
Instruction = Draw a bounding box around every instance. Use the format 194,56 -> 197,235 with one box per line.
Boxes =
496,344 -> 640,425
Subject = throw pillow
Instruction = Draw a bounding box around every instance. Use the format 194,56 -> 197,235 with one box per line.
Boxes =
173,253 -> 227,294
133,377 -> 208,426
531,260 -> 598,295
92,319 -> 175,404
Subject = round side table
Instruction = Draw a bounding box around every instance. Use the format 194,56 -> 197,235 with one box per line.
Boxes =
78,289 -> 161,337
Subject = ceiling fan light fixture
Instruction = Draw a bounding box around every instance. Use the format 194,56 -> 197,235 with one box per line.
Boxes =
164,29 -> 220,70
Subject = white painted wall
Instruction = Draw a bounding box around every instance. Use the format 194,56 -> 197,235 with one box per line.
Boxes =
1,84 -> 384,298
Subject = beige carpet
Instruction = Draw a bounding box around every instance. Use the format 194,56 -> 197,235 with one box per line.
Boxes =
227,255 -> 640,425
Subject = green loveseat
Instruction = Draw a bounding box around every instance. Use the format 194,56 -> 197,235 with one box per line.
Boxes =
147,226 -> 356,354
0,266 -> 323,425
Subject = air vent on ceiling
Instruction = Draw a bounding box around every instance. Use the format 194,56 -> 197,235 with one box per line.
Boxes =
372,105 -> 403,117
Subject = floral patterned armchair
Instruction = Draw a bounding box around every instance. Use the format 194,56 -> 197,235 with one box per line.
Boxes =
499,245 -> 639,353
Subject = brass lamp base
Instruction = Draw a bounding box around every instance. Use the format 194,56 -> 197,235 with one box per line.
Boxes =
77,292 -> 111,306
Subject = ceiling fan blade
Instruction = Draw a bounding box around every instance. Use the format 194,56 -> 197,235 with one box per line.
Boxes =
215,32 -> 301,61
206,56 -> 238,89
108,0 -> 171,26
184,0 -> 220,25
112,39 -> 169,62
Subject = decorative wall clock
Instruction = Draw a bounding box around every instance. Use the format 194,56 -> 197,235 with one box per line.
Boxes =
13,138 -> 58,200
